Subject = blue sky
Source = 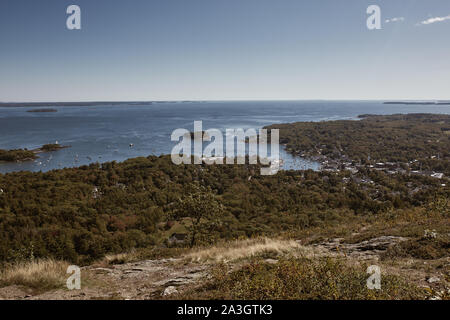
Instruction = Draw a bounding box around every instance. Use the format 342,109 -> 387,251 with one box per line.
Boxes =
0,0 -> 449,101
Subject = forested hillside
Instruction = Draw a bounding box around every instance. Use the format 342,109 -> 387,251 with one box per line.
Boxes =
0,154 -> 448,264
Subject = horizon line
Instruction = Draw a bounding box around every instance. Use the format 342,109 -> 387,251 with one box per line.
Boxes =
1,99 -> 450,105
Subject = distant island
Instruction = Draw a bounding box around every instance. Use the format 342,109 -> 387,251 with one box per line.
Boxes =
26,108 -> 58,113
0,101 -> 154,108
187,131 -> 210,140
0,101 -> 212,108
0,143 -> 69,162
384,101 -> 450,105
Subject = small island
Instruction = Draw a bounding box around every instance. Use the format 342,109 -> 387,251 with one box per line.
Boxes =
0,149 -> 36,162
26,108 -> 58,113
0,144 -> 69,162
186,131 -> 210,140
39,143 -> 69,152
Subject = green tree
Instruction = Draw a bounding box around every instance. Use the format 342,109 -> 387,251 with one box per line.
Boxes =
174,184 -> 223,247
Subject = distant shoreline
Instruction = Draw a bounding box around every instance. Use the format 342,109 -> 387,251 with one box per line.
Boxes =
0,101 -> 155,107
1,100 -> 450,108
384,101 -> 450,105
0,101 -> 210,107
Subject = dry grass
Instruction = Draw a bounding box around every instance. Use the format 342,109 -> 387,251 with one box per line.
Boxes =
103,251 -> 138,265
177,256 -> 426,300
0,259 -> 69,290
185,237 -> 306,263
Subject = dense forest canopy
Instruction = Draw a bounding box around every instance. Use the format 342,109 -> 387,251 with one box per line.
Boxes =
0,154 -> 448,264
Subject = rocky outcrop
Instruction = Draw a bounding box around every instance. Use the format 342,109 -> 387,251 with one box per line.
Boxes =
312,236 -> 408,260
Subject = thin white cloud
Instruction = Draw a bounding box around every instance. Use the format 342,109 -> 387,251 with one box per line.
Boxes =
418,15 -> 450,25
385,17 -> 405,23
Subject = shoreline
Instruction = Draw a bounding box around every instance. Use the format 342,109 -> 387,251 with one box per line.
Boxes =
384,101 -> 450,105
